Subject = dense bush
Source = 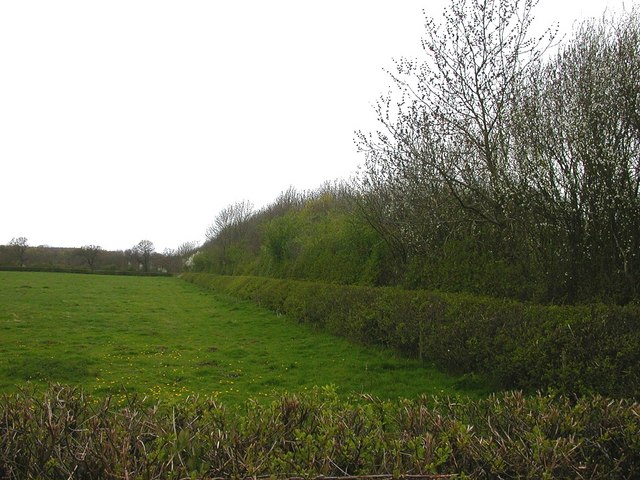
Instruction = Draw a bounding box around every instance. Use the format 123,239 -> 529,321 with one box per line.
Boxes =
1,385 -> 638,479
182,273 -> 640,399
197,183 -> 399,287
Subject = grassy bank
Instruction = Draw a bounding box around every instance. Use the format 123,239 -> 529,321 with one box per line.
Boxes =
0,271 -> 487,404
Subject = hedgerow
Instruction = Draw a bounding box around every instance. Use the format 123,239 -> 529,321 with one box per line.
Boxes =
181,273 -> 640,399
1,386 -> 638,479
0,266 -> 171,276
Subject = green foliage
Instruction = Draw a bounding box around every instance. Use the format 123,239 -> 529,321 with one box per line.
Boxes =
183,273 -> 640,399
404,236 -> 538,300
260,212 -> 304,275
199,184 -> 393,287
355,7 -> 640,305
1,385 -> 638,478
194,171 -> 636,303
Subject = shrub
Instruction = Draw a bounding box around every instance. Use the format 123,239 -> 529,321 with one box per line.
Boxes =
1,386 -> 638,479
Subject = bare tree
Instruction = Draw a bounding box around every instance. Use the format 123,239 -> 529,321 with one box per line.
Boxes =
132,240 -> 155,272
9,237 -> 28,267
176,241 -> 199,257
205,200 -> 254,242
203,201 -> 254,273
79,245 -> 102,271
356,0 -> 555,273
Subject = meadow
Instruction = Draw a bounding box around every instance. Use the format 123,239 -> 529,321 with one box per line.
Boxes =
0,271 -> 487,405
2,271 -> 638,479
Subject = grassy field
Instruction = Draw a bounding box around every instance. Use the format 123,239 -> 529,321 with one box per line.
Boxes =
0,271 -> 489,404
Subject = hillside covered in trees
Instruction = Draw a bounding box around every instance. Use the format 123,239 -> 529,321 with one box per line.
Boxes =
195,3 -> 640,306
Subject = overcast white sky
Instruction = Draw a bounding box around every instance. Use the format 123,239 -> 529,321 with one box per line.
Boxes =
0,0 -> 632,252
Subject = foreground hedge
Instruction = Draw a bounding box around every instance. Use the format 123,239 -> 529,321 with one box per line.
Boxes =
1,386 -> 638,479
181,273 -> 640,398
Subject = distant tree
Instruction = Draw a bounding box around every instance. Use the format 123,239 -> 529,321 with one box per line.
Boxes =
204,201 -> 254,273
79,245 -> 102,271
176,241 -> 199,257
205,200 -> 254,242
9,237 -> 28,267
132,240 -> 155,272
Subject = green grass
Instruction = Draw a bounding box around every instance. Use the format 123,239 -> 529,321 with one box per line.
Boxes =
0,271 -> 490,404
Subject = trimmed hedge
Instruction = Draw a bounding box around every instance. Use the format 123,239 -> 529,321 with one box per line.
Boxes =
181,273 -> 640,398
1,386 -> 639,479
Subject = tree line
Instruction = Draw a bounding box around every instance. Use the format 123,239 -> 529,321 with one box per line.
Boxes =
0,238 -> 198,274
356,0 -> 640,303
7,1 -> 634,303
193,183 -> 387,284
197,0 -> 639,305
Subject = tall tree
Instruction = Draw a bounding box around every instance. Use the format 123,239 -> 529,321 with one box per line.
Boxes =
9,237 -> 28,267
205,201 -> 254,273
79,245 -> 102,271
511,11 -> 640,301
132,240 -> 155,272
356,0 -> 555,283
176,241 -> 199,258
205,200 -> 254,242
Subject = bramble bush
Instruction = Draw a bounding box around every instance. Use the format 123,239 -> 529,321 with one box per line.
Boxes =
1,385 -> 638,479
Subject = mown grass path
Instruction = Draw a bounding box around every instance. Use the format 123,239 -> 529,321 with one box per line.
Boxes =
0,271 -> 487,404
